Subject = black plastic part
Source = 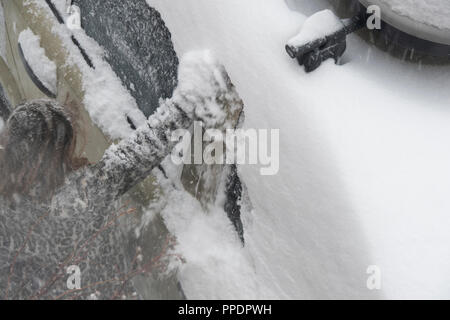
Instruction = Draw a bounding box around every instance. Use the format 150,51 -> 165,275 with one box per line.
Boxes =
70,35 -> 94,69
47,0 -> 247,248
304,30 -> 347,72
286,38 -> 326,60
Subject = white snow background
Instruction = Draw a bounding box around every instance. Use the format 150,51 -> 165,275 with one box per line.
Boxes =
22,0 -> 450,300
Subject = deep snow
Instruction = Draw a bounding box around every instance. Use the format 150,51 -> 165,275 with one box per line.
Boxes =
0,1 -> 6,63
29,0 -> 147,140
148,0 -> 450,299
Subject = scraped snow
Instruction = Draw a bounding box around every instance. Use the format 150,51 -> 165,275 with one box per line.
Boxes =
287,9 -> 343,47
149,0 -> 450,299
18,28 -> 57,94
380,0 -> 450,30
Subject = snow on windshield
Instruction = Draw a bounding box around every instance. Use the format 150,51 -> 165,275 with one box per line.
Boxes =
0,117 -> 4,134
380,0 -> 450,30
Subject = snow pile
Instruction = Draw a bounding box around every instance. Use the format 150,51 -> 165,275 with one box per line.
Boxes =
381,0 -> 450,30
27,0 -> 147,140
18,28 -> 57,95
149,0 -> 450,299
0,2 -> 7,63
287,9 -> 343,47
